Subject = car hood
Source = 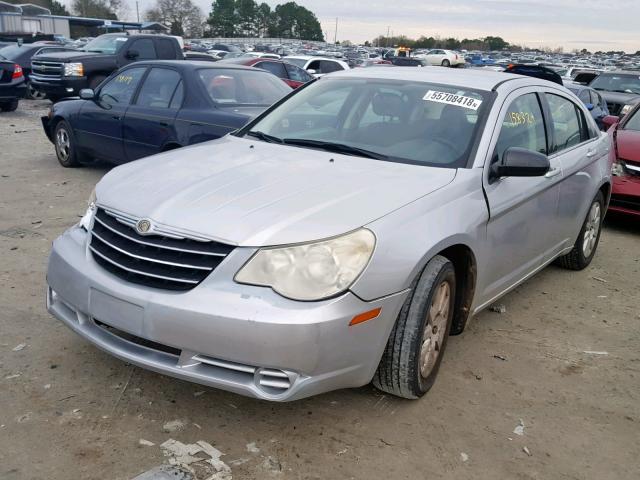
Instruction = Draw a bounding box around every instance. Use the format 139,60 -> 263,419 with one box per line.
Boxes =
616,129 -> 640,162
96,136 -> 457,246
598,90 -> 640,105
35,50 -> 110,62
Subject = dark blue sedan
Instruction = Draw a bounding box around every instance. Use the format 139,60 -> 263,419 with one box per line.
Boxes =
41,60 -> 291,167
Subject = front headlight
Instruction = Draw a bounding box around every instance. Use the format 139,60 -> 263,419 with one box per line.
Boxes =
78,188 -> 96,231
621,104 -> 633,115
235,229 -> 376,301
63,62 -> 84,77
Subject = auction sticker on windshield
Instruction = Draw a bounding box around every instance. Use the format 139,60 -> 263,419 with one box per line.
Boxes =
423,90 -> 483,110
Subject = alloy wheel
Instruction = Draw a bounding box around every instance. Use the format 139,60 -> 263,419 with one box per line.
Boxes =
420,281 -> 451,378
55,127 -> 70,161
582,201 -> 601,258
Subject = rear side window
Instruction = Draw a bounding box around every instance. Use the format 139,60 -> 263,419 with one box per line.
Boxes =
545,94 -> 587,152
494,93 -> 547,161
135,68 -> 182,108
255,61 -> 287,79
156,39 -> 177,59
128,39 -> 157,60
197,68 -> 289,105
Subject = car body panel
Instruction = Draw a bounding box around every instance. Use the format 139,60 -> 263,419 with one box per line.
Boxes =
609,107 -> 640,216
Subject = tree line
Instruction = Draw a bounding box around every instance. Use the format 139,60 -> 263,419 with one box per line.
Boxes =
370,35 -> 512,52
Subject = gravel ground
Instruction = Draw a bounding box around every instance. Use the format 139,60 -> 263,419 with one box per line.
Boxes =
1,100 -> 639,480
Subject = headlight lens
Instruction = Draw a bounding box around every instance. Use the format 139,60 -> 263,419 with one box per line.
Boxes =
235,229 -> 376,301
621,104 -> 633,115
64,62 -> 84,77
78,188 -> 96,231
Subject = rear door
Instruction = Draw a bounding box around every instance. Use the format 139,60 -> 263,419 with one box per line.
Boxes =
542,90 -> 604,247
480,89 -> 565,304
123,67 -> 183,160
76,67 -> 147,163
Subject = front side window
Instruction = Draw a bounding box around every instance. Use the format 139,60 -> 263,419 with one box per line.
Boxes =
283,58 -> 307,69
135,68 -> 182,108
284,63 -> 312,83
198,68 -> 289,106
494,93 -> 546,161
99,67 -> 146,106
545,94 -> 585,152
255,61 -> 287,79
245,78 -> 488,168
319,60 -> 342,73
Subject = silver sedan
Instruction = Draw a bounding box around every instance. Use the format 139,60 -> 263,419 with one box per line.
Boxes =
46,67 -> 612,401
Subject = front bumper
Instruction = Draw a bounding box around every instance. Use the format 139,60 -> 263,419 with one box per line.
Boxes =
609,175 -> 640,217
46,226 -> 408,401
30,75 -> 87,98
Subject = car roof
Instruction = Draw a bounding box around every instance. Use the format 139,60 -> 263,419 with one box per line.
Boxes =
326,66 -> 542,92
285,55 -> 340,61
129,60 -> 259,71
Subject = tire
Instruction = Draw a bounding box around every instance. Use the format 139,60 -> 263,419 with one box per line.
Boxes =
555,191 -> 604,270
441,59 -> 451,67
88,75 -> 106,90
0,99 -> 19,112
53,120 -> 81,167
373,255 -> 456,399
26,81 -> 47,100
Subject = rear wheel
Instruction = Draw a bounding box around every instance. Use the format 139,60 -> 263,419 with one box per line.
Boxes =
0,99 -> 19,112
373,255 -> 456,399
54,120 -> 81,167
556,191 -> 604,270
441,59 -> 451,67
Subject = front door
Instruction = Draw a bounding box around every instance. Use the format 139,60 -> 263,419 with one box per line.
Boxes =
479,90 -> 565,304
123,67 -> 183,161
76,67 -> 146,163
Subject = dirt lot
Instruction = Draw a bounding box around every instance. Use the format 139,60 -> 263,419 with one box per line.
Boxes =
1,100 -> 639,480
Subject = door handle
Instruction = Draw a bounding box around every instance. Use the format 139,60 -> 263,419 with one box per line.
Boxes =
545,167 -> 561,178
586,149 -> 597,158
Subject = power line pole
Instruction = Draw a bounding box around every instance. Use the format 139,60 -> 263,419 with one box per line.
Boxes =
334,17 -> 338,44
136,0 -> 140,23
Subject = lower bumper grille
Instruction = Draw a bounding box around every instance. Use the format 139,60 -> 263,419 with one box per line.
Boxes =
610,194 -> 640,212
90,208 -> 234,291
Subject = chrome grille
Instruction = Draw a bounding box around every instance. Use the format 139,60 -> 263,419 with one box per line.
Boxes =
90,208 -> 234,291
31,60 -> 64,80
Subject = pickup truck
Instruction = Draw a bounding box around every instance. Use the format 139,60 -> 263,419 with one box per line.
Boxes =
30,33 -> 183,101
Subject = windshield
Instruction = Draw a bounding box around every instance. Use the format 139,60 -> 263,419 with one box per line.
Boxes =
82,35 -> 127,54
197,68 -> 290,106
0,45 -> 24,61
283,58 -> 307,68
590,74 -> 640,95
245,78 -> 488,168
624,107 -> 640,131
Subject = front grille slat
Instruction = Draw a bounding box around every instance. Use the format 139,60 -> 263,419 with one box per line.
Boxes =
31,60 -> 64,79
90,208 -> 234,291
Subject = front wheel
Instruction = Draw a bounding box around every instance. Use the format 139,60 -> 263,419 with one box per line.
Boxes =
373,255 -> 456,399
441,59 -> 451,67
26,82 -> 47,100
54,120 -> 81,167
556,191 -> 604,270
0,99 -> 19,112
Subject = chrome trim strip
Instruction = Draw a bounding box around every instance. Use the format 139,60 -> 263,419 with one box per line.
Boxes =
258,378 -> 290,389
91,231 -> 213,271
89,246 -> 199,284
93,216 -> 226,257
193,355 -> 257,374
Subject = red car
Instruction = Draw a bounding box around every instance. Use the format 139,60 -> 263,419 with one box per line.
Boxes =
604,105 -> 640,217
217,57 -> 313,89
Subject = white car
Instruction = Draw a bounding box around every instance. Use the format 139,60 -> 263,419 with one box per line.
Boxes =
241,52 -> 281,59
283,56 -> 350,77
420,49 -> 465,67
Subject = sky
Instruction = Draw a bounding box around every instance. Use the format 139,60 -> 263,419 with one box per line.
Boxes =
77,0 -> 640,53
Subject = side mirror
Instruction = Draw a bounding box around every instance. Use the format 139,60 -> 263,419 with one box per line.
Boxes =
491,147 -> 550,181
79,88 -> 95,100
602,115 -> 620,130
306,68 -> 317,75
586,103 -> 594,111
125,49 -> 139,60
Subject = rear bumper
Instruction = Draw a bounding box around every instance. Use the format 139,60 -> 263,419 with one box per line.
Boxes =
0,80 -> 27,101
30,75 -> 87,97
46,226 -> 409,401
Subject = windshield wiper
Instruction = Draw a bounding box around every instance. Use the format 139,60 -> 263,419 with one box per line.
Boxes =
282,138 -> 389,160
246,130 -> 283,144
